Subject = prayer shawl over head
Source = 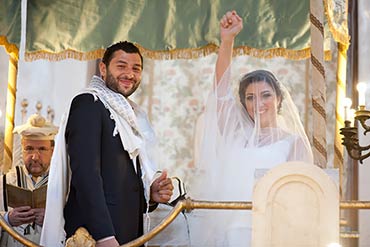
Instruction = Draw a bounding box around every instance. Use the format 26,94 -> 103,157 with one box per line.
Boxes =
13,114 -> 59,141
0,165 -> 48,247
40,76 -> 157,247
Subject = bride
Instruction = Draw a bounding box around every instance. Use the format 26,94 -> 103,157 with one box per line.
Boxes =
187,10 -> 314,246
147,10 -> 313,247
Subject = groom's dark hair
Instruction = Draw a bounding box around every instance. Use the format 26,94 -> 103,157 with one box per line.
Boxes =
102,41 -> 143,68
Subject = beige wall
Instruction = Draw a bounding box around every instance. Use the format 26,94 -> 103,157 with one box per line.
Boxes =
0,48 -> 90,170
0,50 -> 90,127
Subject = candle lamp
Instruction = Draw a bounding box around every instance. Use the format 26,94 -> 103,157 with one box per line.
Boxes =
340,83 -> 370,163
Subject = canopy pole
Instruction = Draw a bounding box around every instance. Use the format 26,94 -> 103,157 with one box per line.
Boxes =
2,52 -> 18,173
310,0 -> 327,168
335,42 -> 348,198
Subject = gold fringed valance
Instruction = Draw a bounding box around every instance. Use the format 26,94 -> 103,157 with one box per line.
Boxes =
137,44 -> 219,60
140,44 -> 330,61
24,44 -> 332,62
24,48 -> 106,62
234,47 -> 332,61
0,36 -> 19,59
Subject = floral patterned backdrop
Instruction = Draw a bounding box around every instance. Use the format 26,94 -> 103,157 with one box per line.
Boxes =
0,47 -> 337,186
132,50 -> 338,187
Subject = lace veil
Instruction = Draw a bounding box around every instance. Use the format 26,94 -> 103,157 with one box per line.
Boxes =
192,66 -> 313,198
147,66 -> 314,246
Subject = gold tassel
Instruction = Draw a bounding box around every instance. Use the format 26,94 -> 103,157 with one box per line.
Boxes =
25,44 -> 332,62
25,48 -> 105,62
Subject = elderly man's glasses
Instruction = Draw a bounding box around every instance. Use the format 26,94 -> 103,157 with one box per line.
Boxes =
23,146 -> 51,155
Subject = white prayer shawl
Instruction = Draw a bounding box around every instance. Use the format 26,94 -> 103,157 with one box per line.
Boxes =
0,165 -> 47,247
40,76 -> 157,247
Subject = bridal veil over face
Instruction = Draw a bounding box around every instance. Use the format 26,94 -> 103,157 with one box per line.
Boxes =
147,65 -> 314,247
194,67 -> 313,190
184,67 -> 314,246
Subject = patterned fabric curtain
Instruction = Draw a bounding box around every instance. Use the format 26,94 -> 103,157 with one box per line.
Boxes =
324,0 -> 350,47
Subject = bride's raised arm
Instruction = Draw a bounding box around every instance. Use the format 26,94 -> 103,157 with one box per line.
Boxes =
215,11 -> 243,85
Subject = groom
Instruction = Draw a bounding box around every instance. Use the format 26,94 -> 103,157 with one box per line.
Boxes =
42,41 -> 174,247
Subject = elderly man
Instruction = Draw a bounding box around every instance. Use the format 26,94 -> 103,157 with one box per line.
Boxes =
0,114 -> 58,247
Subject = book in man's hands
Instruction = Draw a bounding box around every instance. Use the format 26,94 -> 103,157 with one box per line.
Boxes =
6,184 -> 47,208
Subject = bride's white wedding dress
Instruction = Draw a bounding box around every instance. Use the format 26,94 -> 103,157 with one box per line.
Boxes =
188,135 -> 304,247
147,67 -> 312,247
187,67 -> 313,247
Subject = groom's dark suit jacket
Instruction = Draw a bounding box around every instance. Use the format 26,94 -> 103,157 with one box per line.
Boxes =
64,94 -> 155,245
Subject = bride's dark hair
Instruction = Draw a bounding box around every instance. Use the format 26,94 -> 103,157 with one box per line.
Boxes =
238,70 -> 284,112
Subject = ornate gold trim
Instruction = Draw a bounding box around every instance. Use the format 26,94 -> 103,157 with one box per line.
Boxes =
0,36 -> 19,59
24,44 -> 332,62
323,0 -> 350,46
24,48 -> 106,62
